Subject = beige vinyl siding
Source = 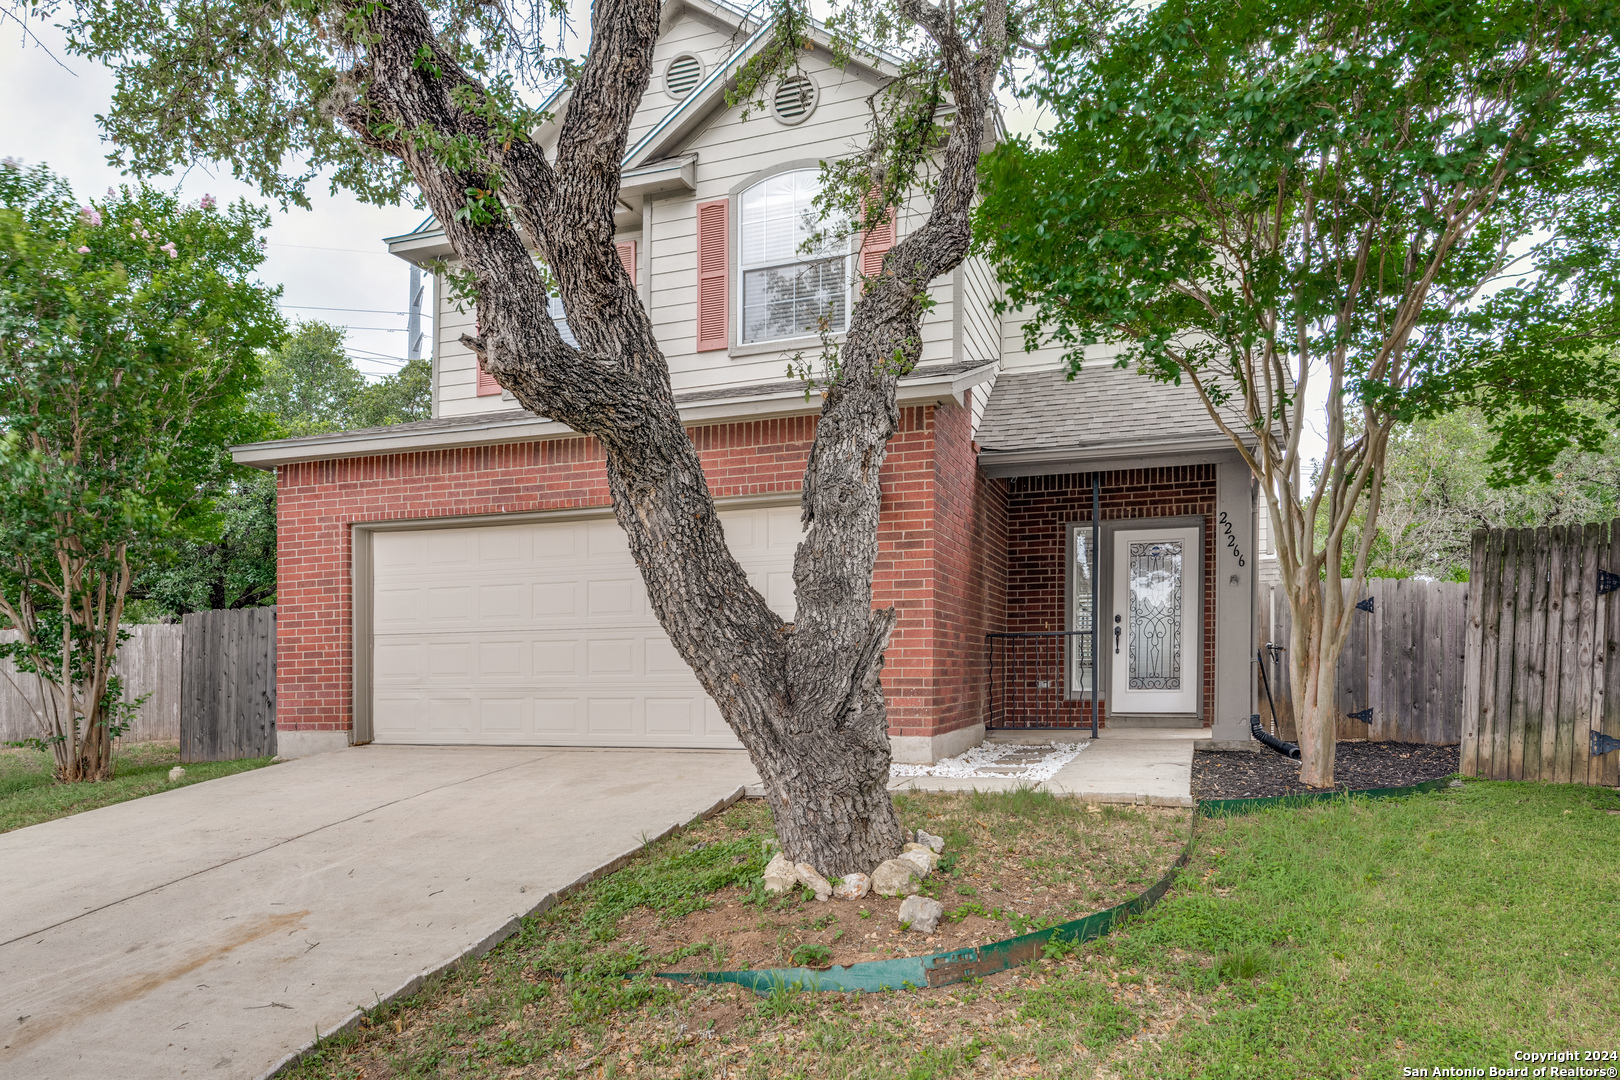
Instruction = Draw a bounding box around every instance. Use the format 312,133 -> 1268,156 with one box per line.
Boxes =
433,31 -> 984,415
959,253 -> 1002,369
970,366 -> 997,436
651,59 -> 963,395
626,16 -> 735,153
436,285 -> 484,417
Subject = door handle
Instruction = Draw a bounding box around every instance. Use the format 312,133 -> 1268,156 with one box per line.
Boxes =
1114,625 -> 1121,654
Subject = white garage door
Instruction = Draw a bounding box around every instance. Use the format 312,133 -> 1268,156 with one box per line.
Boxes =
370,505 -> 801,747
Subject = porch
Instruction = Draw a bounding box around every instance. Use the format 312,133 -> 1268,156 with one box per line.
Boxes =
971,365 -> 1262,749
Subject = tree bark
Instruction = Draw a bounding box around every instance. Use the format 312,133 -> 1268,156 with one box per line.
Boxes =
332,0 -> 1003,875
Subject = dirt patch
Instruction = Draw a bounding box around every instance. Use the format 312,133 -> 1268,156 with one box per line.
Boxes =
1193,740 -> 1460,799
618,790 -> 1190,973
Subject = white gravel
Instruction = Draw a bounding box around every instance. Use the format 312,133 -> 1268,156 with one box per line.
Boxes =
890,740 -> 1088,781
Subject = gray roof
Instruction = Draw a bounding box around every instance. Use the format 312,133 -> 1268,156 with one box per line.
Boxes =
976,367 -> 1252,458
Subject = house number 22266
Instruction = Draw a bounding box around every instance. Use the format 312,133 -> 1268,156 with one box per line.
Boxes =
1218,511 -> 1245,567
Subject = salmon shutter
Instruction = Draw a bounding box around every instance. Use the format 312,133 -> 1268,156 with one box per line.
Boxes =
860,191 -> 896,281
475,355 -> 502,396
695,199 -> 729,351
616,239 -> 637,286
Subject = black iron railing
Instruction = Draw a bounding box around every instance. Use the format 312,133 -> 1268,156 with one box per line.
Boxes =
985,630 -> 1100,735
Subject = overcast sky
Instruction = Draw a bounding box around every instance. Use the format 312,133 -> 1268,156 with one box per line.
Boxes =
0,19 -> 439,380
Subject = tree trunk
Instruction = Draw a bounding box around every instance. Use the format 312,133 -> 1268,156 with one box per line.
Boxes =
332,0 -> 1003,877
1285,567 -> 1349,788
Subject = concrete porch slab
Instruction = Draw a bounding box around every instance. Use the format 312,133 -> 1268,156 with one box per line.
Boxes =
1039,729 -> 1205,807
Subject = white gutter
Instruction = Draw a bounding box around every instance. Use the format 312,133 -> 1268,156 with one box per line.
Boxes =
231,362 -> 996,470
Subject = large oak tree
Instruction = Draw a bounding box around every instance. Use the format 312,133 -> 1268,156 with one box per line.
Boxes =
29,0 -> 1053,871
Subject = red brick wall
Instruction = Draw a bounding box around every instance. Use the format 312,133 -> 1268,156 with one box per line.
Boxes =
1000,468 -> 1217,728
274,406 -> 994,741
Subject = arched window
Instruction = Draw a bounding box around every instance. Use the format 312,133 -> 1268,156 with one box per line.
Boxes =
738,170 -> 847,344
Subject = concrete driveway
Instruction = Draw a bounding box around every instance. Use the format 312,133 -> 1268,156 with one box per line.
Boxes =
0,746 -> 758,1080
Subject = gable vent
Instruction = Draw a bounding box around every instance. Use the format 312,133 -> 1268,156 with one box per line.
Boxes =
771,75 -> 818,125
664,54 -> 703,99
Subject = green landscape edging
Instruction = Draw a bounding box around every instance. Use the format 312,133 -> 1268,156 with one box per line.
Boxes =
1196,775 -> 1455,817
657,829 -> 1197,994
655,776 -> 1455,995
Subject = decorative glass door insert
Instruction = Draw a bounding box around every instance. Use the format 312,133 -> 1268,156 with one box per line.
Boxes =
1070,527 -> 1096,691
1110,526 -> 1200,714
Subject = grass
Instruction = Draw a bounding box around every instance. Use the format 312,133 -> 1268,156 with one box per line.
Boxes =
285,780 -> 1620,1080
0,740 -> 274,833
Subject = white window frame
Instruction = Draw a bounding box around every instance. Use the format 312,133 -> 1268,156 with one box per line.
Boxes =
736,168 -> 851,347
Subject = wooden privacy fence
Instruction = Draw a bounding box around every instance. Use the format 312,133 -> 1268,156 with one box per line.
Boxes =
1462,523 -> 1620,787
180,607 -> 277,763
1259,578 -> 1469,745
1,623 -> 183,745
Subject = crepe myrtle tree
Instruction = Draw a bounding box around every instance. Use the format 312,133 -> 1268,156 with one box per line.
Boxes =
33,0 -> 1086,871
0,163 -> 281,780
977,0 -> 1620,786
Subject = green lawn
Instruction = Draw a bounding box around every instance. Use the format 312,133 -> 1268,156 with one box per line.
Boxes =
286,780 -> 1620,1080
0,740 -> 274,833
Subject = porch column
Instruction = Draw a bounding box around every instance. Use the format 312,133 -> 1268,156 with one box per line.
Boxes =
1211,456 -> 1257,748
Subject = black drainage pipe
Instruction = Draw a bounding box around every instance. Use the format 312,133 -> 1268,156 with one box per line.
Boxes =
1250,712 -> 1300,759
1252,647 -> 1300,759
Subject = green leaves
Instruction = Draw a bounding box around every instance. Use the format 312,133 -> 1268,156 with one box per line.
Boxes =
978,0 -> 1620,484
0,162 -> 282,777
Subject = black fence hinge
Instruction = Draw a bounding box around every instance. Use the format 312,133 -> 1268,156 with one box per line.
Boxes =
1593,730 -> 1620,756
1356,596 -> 1375,614
1599,570 -> 1620,597
1348,707 -> 1373,724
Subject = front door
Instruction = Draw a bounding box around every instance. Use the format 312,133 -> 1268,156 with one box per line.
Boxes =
1110,526 -> 1200,714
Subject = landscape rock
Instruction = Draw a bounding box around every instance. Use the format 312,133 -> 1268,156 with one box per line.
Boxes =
915,829 -> 946,854
898,895 -> 945,934
833,872 -> 871,901
795,862 -> 833,902
763,853 -> 798,894
871,858 -> 924,897
901,842 -> 941,869
168,766 -> 186,782
895,848 -> 935,877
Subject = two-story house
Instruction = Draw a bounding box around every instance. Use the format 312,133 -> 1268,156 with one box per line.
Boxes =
230,0 -> 1268,763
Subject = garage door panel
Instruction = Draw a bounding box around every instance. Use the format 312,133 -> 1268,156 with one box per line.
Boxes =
428,642 -> 471,677
533,640 -> 578,675
424,697 -> 474,734
533,582 -> 577,620
479,697 -> 527,733
374,642 -> 421,679
534,698 -> 580,733
586,521 -> 630,559
478,641 -> 526,677
478,526 -> 525,563
478,583 -> 525,621
587,698 -> 635,735
371,507 -> 800,748
646,697 -> 699,736
585,578 -> 636,618
586,638 -> 636,676
427,530 -> 474,566
427,586 -> 473,622
375,587 -> 419,627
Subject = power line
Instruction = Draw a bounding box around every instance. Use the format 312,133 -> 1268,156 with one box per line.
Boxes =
267,242 -> 399,256
281,303 -> 435,317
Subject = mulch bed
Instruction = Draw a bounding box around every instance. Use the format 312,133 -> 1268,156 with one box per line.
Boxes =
1192,740 -> 1461,799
